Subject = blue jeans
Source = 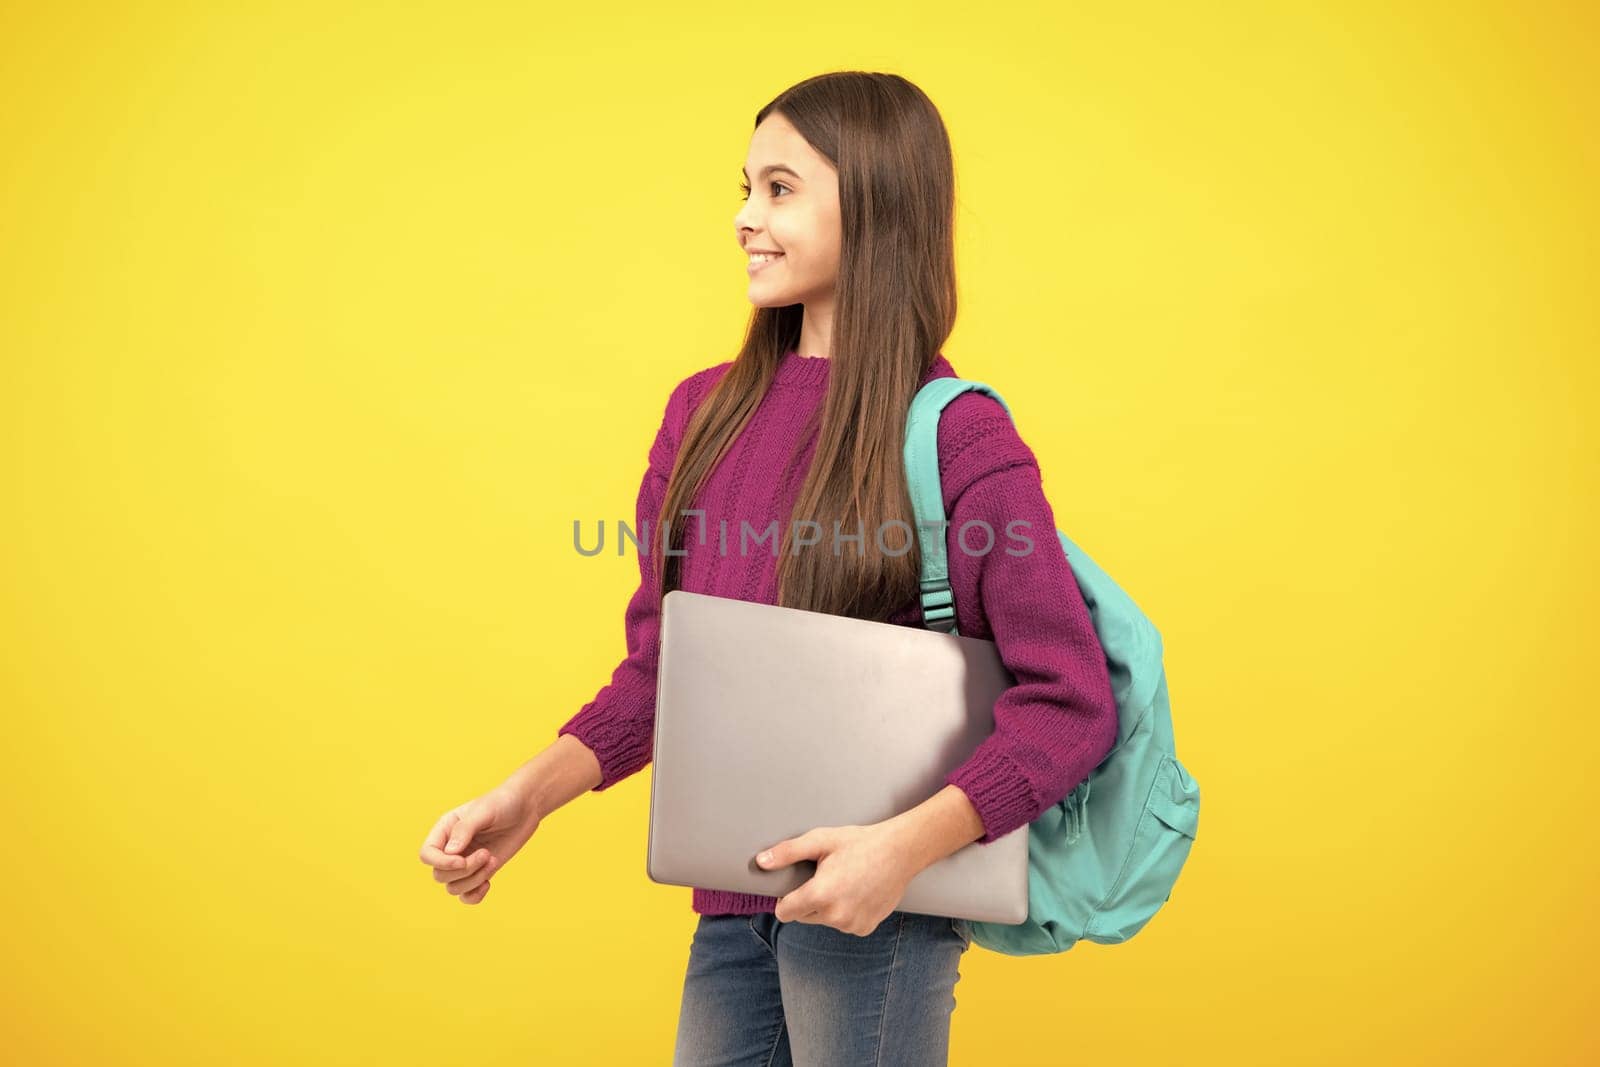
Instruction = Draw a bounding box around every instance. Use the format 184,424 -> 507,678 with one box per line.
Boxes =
673,909 -> 974,1066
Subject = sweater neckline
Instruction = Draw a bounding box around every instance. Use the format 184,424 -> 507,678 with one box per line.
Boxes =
772,348 -> 831,387
770,349 -> 957,388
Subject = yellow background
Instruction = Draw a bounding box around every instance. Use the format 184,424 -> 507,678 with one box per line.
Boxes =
2,1 -> 1593,1063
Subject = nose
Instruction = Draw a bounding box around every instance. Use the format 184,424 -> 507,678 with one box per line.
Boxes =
735,205 -> 760,245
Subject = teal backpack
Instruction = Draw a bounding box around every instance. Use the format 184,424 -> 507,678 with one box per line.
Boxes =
903,377 -> 1201,956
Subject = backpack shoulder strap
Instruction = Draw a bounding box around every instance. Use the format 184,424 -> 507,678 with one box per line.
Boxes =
904,377 -> 1014,634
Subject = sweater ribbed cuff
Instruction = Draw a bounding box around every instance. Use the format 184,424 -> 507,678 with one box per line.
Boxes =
557,686 -> 654,792
945,749 -> 1039,844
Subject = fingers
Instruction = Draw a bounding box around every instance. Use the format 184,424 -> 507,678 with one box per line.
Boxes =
434,847 -> 491,885
421,804 -> 489,871
420,802 -> 502,906
774,888 -> 818,923
756,827 -> 834,872
419,810 -> 468,870
445,851 -> 500,898
420,840 -> 470,871
443,811 -> 479,856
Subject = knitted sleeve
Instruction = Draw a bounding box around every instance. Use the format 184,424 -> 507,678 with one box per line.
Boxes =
556,371 -> 698,791
934,393 -> 1119,844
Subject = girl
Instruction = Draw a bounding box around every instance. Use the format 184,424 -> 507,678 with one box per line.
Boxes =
419,71 -> 1119,1065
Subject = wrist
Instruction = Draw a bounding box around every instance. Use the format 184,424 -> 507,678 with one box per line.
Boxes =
505,758 -> 550,824
884,784 -> 986,875
508,733 -> 602,825
881,810 -> 936,875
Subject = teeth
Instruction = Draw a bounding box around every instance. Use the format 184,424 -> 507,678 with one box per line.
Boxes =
749,253 -> 782,263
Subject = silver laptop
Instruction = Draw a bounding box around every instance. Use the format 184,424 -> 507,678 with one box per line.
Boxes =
646,588 -> 1030,925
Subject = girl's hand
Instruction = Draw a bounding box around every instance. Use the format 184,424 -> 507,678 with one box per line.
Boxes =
418,781 -> 542,906
757,823 -> 919,935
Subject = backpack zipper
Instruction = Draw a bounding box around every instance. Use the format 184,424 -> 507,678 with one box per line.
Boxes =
1064,777 -> 1092,844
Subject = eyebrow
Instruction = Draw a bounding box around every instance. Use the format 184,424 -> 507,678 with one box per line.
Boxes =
741,163 -> 803,182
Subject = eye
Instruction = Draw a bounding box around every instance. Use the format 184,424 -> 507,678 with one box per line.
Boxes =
738,181 -> 790,202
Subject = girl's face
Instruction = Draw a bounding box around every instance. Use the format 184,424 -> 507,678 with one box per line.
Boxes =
735,113 -> 840,310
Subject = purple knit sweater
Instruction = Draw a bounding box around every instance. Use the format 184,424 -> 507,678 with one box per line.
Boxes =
558,349 -> 1118,916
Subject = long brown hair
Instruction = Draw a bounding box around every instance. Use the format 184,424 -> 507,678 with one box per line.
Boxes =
655,71 -> 959,623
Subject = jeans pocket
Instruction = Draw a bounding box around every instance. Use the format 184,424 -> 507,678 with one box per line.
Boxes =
747,912 -> 779,954
948,917 -> 973,948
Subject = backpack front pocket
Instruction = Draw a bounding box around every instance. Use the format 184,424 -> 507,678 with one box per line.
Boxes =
1086,753 -> 1199,942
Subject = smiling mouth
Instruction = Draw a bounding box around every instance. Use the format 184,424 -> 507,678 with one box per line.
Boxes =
748,253 -> 784,275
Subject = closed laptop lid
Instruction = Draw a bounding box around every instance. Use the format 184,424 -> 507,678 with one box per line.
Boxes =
647,589 -> 1030,925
